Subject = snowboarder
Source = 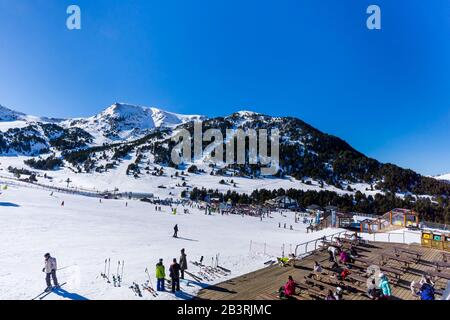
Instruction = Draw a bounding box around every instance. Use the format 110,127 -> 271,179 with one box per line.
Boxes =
155,259 -> 166,292
173,224 -> 178,238
179,249 -> 188,279
42,253 -> 59,292
169,258 -> 181,293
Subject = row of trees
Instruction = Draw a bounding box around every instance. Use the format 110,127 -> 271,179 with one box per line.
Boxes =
188,187 -> 450,224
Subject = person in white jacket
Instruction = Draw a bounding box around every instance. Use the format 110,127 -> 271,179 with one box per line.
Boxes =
43,253 -> 59,291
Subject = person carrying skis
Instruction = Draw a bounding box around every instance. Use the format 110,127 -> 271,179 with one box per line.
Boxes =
179,249 -> 188,279
173,224 -> 179,238
43,253 -> 59,292
169,258 -> 181,293
155,259 -> 166,292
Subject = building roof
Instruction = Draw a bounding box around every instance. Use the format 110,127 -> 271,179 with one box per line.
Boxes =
306,204 -> 322,211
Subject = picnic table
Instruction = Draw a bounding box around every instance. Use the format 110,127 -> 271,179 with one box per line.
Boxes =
380,251 -> 414,268
378,265 -> 403,283
353,256 -> 374,268
297,281 -> 328,299
392,246 -> 422,262
345,273 -> 368,287
304,275 -> 337,292
442,252 -> 450,263
435,261 -> 450,271
428,270 -> 450,281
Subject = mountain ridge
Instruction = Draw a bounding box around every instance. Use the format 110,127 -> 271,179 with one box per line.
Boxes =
1,102 -> 449,199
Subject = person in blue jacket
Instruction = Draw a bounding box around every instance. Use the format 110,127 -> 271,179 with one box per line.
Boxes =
419,279 -> 435,300
378,273 -> 392,298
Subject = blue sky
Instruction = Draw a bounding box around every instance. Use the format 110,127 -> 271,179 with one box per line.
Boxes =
0,0 -> 449,175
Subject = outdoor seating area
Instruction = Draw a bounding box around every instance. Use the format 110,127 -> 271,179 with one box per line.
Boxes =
196,238 -> 450,300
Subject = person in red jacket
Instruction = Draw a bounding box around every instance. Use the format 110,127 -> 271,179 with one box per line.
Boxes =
279,276 -> 297,299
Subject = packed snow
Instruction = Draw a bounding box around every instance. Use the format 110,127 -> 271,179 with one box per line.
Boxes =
0,182 -> 355,300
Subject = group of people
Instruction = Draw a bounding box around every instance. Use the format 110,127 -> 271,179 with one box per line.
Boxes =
155,248 -> 188,293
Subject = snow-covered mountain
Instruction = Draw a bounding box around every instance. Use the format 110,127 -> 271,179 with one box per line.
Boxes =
1,102 -> 450,200
435,173 -> 450,182
0,102 -> 205,144
0,105 -> 27,121
64,103 -> 205,141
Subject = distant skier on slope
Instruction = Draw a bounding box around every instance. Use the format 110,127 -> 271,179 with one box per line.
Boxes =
179,248 -> 188,279
42,253 -> 59,292
173,224 -> 178,238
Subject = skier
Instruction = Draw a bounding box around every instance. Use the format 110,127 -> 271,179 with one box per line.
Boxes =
155,259 -> 166,292
169,258 -> 181,293
42,253 -> 59,292
173,224 -> 179,238
61,201 -> 65,207
179,249 -> 188,279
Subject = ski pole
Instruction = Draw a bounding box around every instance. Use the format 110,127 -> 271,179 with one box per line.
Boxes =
103,259 -> 107,276
145,268 -> 154,289
121,260 -> 124,281
107,258 -> 111,283
117,261 -> 120,277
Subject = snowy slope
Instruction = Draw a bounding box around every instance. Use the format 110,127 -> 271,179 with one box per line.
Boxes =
435,173 -> 450,182
0,105 -> 26,121
0,183 -> 352,300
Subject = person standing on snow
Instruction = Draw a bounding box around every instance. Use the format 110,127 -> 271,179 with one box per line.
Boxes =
155,259 -> 166,292
169,258 -> 181,293
42,253 -> 59,292
173,224 -> 179,238
179,249 -> 188,279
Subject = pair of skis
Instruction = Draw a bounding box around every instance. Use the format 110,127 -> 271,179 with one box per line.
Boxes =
142,280 -> 158,297
31,282 -> 67,300
113,260 -> 124,287
101,258 -> 124,287
184,270 -> 203,282
129,282 -> 142,297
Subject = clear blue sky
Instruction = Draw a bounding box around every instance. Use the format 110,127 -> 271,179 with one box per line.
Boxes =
0,0 -> 449,175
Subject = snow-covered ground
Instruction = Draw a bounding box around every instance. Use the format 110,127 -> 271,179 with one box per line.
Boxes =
0,155 -> 381,200
0,183 -> 348,300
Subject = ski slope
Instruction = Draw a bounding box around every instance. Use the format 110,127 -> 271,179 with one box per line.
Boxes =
0,183 -> 348,300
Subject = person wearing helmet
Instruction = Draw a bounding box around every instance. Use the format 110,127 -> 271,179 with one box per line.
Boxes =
378,273 -> 392,298
42,253 -> 59,292
333,287 -> 343,300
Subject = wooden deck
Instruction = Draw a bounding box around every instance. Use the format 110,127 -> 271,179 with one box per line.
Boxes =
196,242 -> 449,300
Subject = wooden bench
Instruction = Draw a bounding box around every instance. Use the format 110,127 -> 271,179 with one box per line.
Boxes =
428,270 -> 450,281
434,261 -> 450,271
379,265 -> 403,283
297,281 -> 327,299
393,247 -> 422,262
442,252 -> 450,263
353,256 -> 374,268
304,275 -> 337,292
345,273 -> 368,287
380,252 -> 414,269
